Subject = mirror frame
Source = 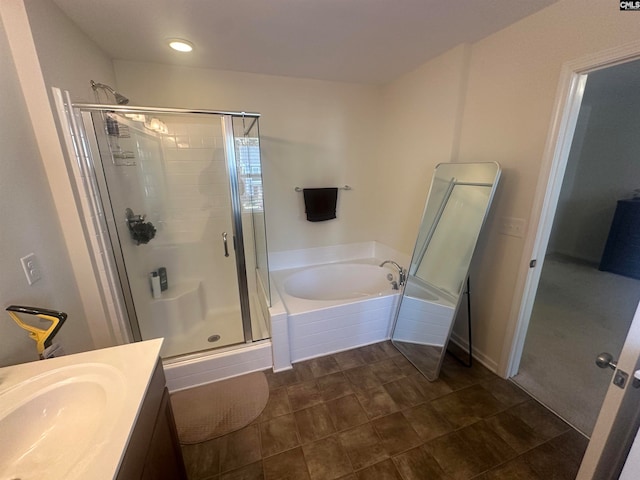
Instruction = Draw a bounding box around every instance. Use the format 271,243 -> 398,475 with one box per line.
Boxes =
391,161 -> 502,381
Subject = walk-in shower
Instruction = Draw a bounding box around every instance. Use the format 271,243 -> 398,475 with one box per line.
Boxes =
60,98 -> 271,362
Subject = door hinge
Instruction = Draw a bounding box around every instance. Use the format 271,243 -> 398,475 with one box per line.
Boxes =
529,259 -> 537,268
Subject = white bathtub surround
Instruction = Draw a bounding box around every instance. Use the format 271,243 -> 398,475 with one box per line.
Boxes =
392,278 -> 455,347
268,242 -> 409,366
163,340 -> 272,392
285,292 -> 399,362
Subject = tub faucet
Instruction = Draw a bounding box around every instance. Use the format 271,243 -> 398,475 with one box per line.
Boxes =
379,260 -> 406,287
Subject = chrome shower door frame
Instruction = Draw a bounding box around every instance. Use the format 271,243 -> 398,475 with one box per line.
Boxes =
74,105 -> 258,349
221,115 -> 252,342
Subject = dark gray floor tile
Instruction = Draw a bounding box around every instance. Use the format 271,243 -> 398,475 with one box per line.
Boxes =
391,354 -> 419,376
317,372 -> 354,401
369,358 -> 405,384
484,410 -> 548,453
407,372 -> 453,401
424,421 -> 517,480
473,456 -> 542,480
219,461 -> 265,480
219,424 -> 262,473
439,355 -> 494,390
338,423 -> 388,470
307,356 -> 342,377
372,412 -> 421,456
402,403 -> 456,442
355,386 -> 399,419
355,459 -> 403,480
520,440 -> 583,480
257,387 -> 291,422
481,377 -> 530,408
287,380 -> 323,411
334,349 -> 367,370
292,361 -> 317,383
302,435 -> 353,480
356,343 -> 389,363
383,376 -> 426,409
431,384 -> 506,428
508,399 -> 570,440
344,365 -> 384,391
182,437 -> 221,480
259,414 -> 300,458
546,429 -> 589,466
378,341 -> 402,358
294,403 -> 336,444
263,447 -> 310,480
392,445 -> 450,480
326,394 -> 369,431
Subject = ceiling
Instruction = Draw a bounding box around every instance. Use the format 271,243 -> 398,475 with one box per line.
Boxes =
52,0 -> 559,85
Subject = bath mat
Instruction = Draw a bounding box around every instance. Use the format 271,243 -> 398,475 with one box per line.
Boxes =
170,371 -> 269,444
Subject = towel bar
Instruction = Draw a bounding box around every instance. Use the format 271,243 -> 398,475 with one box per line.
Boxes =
294,185 -> 351,192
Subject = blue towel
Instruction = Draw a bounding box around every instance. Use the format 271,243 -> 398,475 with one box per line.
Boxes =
303,188 -> 338,222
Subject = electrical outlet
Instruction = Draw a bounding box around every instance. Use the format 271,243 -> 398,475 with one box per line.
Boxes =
499,217 -> 526,238
20,253 -> 41,285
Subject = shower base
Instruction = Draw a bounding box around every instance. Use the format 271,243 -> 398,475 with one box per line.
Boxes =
159,309 -> 244,359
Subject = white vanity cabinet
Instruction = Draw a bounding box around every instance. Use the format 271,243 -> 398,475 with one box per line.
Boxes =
117,360 -> 187,480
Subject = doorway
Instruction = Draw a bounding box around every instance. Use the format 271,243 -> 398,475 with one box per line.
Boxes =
512,59 -> 640,437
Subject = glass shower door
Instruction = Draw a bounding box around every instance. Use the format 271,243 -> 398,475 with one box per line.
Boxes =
232,116 -> 270,341
86,110 -> 249,358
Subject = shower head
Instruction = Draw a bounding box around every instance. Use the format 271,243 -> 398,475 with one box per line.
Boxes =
90,80 -> 130,105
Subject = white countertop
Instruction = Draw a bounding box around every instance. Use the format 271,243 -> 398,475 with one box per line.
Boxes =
0,338 -> 163,479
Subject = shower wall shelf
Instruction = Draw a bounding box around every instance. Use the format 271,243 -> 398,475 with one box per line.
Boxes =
294,185 -> 351,192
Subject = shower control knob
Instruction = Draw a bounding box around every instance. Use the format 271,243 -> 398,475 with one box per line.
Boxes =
596,352 -> 617,370
386,273 -> 394,281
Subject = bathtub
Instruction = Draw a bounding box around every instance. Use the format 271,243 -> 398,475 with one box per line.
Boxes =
272,261 -> 401,363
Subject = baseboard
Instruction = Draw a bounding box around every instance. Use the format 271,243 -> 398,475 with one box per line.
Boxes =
449,332 -> 499,374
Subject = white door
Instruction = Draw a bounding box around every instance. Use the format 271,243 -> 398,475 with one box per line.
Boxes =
578,298 -> 640,478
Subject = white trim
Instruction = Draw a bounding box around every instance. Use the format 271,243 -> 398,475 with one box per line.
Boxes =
164,340 -> 273,392
500,39 -> 640,378
450,332 -> 498,373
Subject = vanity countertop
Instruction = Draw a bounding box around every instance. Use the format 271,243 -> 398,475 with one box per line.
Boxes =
0,338 -> 163,479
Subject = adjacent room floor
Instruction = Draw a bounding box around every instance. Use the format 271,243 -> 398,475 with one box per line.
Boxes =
180,341 -> 587,479
514,254 -> 640,436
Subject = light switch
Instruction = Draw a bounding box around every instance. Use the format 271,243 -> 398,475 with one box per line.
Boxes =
20,253 -> 41,285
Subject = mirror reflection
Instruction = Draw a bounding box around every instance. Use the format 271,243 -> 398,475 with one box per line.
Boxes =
391,162 -> 501,380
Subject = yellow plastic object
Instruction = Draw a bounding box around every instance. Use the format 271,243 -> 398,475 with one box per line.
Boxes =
7,311 -> 61,358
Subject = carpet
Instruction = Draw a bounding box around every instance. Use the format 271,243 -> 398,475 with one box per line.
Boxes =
513,254 -> 640,436
170,371 -> 269,444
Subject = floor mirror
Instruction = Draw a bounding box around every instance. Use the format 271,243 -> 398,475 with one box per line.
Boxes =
391,162 -> 501,380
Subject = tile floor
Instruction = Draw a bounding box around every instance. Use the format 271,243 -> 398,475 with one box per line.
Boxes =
181,341 -> 588,480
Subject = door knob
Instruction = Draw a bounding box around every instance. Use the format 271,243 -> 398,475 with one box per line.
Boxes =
596,352 -> 617,370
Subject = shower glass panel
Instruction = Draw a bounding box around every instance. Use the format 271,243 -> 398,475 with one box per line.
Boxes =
231,116 -> 271,341
82,109 -> 268,358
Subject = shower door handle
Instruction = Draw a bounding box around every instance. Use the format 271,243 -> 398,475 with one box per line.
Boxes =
222,232 -> 229,257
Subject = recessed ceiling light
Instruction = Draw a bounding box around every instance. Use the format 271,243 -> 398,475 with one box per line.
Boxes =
168,39 -> 194,53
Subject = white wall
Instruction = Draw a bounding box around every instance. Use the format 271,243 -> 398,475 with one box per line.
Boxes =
548,76 -> 640,263
114,61 -> 382,254
0,15 -> 92,366
23,0 -> 116,103
375,44 -> 470,255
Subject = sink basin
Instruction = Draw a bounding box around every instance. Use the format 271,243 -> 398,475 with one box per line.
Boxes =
0,363 -> 126,480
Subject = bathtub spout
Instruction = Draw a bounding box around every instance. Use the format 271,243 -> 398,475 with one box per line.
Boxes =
379,260 -> 406,287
